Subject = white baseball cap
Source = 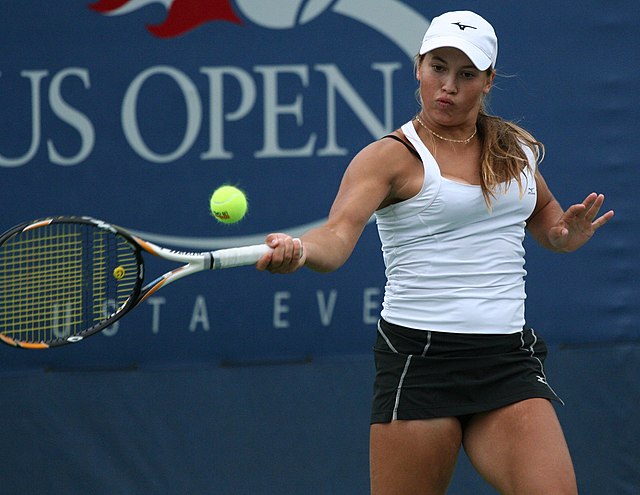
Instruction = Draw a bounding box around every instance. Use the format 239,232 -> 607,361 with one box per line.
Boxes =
419,11 -> 498,70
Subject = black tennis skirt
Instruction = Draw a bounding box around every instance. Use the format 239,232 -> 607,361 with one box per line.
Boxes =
371,318 -> 563,424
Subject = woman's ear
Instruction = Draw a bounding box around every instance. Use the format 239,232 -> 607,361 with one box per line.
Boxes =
414,55 -> 423,82
483,70 -> 496,95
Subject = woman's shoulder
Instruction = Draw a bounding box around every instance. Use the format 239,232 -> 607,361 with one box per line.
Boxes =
351,129 -> 421,173
379,130 -> 420,159
345,128 -> 425,208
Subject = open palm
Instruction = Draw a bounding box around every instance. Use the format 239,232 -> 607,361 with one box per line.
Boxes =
548,193 -> 614,252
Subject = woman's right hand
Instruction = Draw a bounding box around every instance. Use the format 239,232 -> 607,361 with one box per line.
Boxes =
256,233 -> 305,274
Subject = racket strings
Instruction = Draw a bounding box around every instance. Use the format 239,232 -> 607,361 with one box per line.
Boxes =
0,227 -> 83,340
0,222 -> 139,344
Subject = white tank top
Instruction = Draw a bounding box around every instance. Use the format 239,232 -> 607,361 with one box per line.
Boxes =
376,121 -> 537,334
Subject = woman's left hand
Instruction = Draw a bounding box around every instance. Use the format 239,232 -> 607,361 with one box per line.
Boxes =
548,193 -> 614,252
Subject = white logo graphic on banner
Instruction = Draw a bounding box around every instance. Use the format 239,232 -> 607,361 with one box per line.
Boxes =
234,0 -> 427,58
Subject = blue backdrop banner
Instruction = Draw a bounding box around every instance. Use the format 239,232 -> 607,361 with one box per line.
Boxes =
0,1 -> 637,371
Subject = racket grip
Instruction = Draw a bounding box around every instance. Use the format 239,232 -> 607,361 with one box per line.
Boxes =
212,244 -> 272,269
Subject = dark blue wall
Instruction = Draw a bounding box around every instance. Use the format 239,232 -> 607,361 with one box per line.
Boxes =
1,1 -> 638,492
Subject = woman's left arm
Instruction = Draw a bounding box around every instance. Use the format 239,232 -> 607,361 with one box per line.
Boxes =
526,171 -> 615,253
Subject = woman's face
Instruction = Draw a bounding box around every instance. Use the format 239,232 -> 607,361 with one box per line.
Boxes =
417,47 -> 494,128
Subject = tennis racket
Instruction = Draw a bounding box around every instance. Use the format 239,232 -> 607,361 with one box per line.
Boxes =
0,216 -> 273,349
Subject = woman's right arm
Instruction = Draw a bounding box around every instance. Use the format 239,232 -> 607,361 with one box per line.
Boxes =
257,138 -> 413,274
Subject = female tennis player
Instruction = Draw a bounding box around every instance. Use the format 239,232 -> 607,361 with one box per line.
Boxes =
257,10 -> 613,494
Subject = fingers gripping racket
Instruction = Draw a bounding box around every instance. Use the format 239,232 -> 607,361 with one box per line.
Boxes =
0,216 -> 271,349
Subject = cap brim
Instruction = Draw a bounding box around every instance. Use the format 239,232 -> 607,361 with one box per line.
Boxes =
420,36 -> 492,70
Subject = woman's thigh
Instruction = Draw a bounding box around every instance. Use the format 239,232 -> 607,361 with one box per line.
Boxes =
462,398 -> 577,495
370,417 -> 462,495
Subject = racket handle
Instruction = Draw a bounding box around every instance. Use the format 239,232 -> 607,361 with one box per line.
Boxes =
212,244 -> 272,269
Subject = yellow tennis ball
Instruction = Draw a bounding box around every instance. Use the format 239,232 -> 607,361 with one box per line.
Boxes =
209,185 -> 248,224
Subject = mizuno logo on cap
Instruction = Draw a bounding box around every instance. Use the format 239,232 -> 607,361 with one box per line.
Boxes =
452,22 -> 476,31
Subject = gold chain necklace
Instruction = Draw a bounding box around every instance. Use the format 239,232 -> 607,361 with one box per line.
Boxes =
415,115 -> 477,144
